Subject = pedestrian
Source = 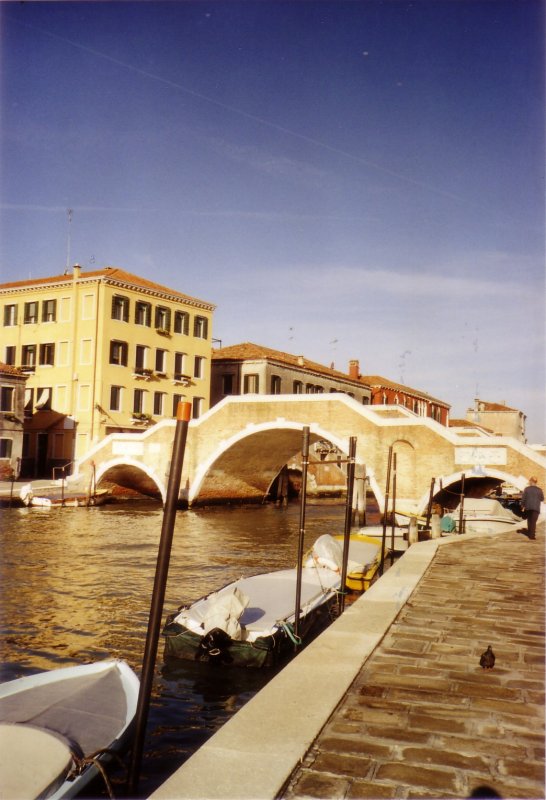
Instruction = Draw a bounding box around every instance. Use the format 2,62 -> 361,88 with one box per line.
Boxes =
520,476 -> 544,540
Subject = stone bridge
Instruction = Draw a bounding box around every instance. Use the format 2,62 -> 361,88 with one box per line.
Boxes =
74,395 -> 546,513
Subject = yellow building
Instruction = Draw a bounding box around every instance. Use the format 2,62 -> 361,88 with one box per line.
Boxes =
0,265 -> 215,478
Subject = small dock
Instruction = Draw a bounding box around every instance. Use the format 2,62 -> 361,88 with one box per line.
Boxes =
150,525 -> 545,800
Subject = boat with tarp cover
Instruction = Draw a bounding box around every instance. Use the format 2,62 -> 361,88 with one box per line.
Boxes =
0,660 -> 139,800
163,534 -> 381,668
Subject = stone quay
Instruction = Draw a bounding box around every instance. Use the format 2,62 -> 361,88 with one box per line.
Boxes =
151,525 -> 545,800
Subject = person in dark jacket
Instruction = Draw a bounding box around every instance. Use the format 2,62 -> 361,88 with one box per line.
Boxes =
520,477 -> 544,539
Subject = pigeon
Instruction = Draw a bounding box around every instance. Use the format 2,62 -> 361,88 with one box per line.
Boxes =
480,645 -> 495,669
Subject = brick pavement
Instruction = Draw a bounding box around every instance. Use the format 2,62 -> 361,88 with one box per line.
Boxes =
282,526 -> 545,800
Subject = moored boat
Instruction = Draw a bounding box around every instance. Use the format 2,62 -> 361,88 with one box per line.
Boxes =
0,659 -> 139,800
163,534 -> 380,669
441,497 -> 523,534
19,483 -> 111,508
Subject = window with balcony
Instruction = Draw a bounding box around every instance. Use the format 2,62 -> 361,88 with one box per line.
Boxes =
135,301 -> 152,327
0,387 -> 14,412
42,299 -> 57,322
174,310 -> 189,335
155,306 -> 171,332
243,374 -> 259,393
39,343 -> 55,366
133,344 -> 151,376
4,346 -> 16,366
24,301 -> 39,324
110,386 -> 122,411
21,344 -> 37,370
111,294 -> 129,322
109,340 -> 128,366
4,304 -> 17,326
193,315 -> 208,339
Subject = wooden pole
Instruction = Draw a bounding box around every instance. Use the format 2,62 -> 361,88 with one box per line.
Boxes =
127,401 -> 192,795
339,437 -> 357,613
390,453 -> 397,565
458,474 -> 466,534
425,477 -> 435,529
379,446 -> 393,576
294,426 -> 310,641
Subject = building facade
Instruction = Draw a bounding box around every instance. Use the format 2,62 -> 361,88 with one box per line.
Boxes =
0,265 -> 215,477
347,361 -> 451,426
211,343 -> 372,406
466,399 -> 526,442
0,362 -> 26,479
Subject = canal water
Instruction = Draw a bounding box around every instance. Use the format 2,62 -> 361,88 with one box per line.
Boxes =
0,499 -> 347,797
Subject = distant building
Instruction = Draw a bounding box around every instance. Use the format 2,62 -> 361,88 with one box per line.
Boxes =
211,343 -> 372,406
0,362 -> 26,479
0,265 -> 215,477
348,361 -> 451,426
466,399 -> 526,442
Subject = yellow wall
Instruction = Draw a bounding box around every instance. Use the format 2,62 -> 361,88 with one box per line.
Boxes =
1,267 -> 214,473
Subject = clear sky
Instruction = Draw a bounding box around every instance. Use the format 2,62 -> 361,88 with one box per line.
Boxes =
1,1 -> 544,442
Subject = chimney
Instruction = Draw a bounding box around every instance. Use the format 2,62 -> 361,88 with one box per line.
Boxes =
297,356 -> 304,366
73,264 -> 81,280
349,359 -> 360,380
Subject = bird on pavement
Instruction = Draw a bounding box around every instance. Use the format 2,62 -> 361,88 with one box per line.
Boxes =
480,645 -> 495,669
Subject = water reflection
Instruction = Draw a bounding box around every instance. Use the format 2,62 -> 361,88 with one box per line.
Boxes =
0,499 -> 346,796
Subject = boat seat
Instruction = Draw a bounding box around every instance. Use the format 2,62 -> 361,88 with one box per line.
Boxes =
0,722 -> 73,800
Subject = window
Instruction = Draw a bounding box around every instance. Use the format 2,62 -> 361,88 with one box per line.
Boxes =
35,388 -> 52,410
192,397 -> 203,419
3,304 -> 17,326
4,346 -> 16,366
110,386 -> 122,411
222,374 -> 234,395
174,310 -> 189,335
155,349 -> 167,374
133,389 -> 146,414
0,438 -> 13,458
305,383 -> 315,394
193,315 -> 208,339
0,387 -> 14,412
109,340 -> 128,366
39,343 -> 55,366
24,301 -> 39,324
153,392 -> 165,415
112,295 -> 129,322
174,352 -> 187,380
172,394 -> 183,417
271,375 -> 282,394
42,299 -> 57,322
243,374 -> 259,393
135,301 -> 151,327
155,306 -> 171,331
134,345 -> 150,373
194,356 -> 205,379
293,381 -> 303,394
24,388 -> 34,413
21,344 -> 37,369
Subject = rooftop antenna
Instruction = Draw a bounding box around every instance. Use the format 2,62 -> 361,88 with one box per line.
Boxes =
65,209 -> 73,274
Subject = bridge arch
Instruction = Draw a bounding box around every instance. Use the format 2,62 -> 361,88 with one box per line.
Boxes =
414,467 -> 528,516
95,457 -> 166,502
189,420 -> 354,506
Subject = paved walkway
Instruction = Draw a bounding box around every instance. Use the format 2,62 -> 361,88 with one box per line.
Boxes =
282,526 -> 545,800
151,526 -> 545,800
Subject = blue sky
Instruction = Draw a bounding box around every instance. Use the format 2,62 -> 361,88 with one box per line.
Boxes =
1,1 -> 544,442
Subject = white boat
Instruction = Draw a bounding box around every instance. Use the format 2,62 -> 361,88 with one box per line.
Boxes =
356,524 -> 410,552
163,534 -> 380,668
442,498 -> 522,534
19,483 -> 111,508
0,659 -> 139,800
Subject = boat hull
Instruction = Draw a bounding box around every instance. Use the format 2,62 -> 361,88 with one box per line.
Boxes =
163,598 -> 336,668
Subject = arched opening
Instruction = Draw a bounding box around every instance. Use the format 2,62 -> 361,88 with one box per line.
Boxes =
97,460 -> 164,501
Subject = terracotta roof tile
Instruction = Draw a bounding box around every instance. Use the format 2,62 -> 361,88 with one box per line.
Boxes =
0,267 -> 215,310
213,342 -> 370,386
360,374 -> 450,407
0,362 -> 25,378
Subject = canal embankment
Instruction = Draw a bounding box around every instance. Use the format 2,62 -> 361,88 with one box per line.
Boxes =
150,525 -> 545,800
